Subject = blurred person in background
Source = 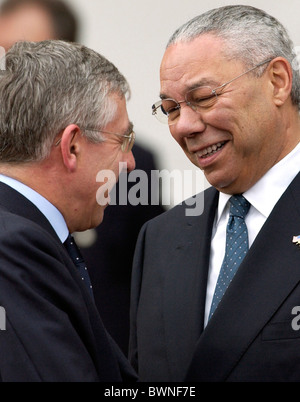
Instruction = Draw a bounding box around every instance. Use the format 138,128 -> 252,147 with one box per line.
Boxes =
0,0 -> 77,50
76,147 -> 165,355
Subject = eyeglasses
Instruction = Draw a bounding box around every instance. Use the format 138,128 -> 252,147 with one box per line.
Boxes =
55,126 -> 135,153
83,127 -> 135,153
152,58 -> 273,126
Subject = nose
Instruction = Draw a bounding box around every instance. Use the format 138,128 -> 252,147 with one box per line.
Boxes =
172,103 -> 206,139
124,150 -> 136,172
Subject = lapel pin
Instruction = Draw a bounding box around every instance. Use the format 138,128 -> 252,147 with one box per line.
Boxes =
292,235 -> 300,247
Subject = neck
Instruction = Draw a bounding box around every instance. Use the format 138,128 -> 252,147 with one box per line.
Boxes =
0,158 -> 64,212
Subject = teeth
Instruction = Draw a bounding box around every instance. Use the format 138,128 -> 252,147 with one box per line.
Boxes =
198,142 -> 225,158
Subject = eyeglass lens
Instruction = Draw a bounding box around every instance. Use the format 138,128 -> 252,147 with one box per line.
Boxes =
122,132 -> 135,153
154,86 -> 218,125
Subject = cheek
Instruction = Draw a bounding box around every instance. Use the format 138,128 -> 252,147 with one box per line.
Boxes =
102,148 -> 124,172
210,106 -> 253,146
169,127 -> 188,153
206,102 -> 239,129
95,171 -> 118,206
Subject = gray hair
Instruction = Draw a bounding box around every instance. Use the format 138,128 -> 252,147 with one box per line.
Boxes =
167,5 -> 300,109
0,40 -> 130,162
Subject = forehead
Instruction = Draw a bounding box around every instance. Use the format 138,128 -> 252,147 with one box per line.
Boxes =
160,34 -> 234,96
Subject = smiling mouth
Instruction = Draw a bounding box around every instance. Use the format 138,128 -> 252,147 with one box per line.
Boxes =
197,141 -> 226,159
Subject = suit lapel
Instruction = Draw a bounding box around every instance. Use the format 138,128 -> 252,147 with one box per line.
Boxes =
186,172 -> 300,381
163,187 -> 218,380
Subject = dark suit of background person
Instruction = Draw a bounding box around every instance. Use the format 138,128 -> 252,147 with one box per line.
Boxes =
76,143 -> 165,355
0,0 -> 165,357
0,40 -> 137,382
129,5 -> 300,382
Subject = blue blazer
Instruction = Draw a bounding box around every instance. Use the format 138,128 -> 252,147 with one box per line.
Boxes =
0,182 -> 137,382
129,171 -> 300,381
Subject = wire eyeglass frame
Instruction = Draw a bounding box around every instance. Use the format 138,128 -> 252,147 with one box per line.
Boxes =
152,58 -> 273,126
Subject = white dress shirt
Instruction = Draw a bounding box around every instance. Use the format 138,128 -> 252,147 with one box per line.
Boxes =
204,142 -> 300,326
0,174 -> 69,243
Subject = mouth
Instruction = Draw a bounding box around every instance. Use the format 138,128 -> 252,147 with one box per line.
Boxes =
197,141 -> 226,159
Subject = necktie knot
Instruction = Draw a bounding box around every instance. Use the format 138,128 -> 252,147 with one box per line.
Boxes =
229,195 -> 250,219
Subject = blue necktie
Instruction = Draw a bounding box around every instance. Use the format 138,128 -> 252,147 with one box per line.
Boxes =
209,195 -> 250,319
64,234 -> 94,297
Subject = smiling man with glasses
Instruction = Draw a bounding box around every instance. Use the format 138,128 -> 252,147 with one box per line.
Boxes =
129,5 -> 300,382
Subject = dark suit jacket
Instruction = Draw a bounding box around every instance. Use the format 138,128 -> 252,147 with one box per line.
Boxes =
129,171 -> 300,382
0,183 -> 137,382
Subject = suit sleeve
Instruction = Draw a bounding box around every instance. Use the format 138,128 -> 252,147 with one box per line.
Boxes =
0,216 -> 99,382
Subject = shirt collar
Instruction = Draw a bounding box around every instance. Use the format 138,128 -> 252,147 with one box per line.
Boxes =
216,141 -> 300,223
0,174 -> 69,242
244,141 -> 300,218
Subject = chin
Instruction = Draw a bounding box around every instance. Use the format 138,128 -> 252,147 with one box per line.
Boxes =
206,175 -> 237,194
205,174 -> 227,189
215,180 -> 249,195
93,209 -> 105,228
77,214 -> 104,233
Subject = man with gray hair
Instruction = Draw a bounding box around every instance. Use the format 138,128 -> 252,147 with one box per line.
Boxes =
129,5 -> 300,381
0,39 -> 136,381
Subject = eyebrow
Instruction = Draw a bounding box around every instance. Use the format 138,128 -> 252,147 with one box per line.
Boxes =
124,121 -> 134,136
159,78 -> 220,100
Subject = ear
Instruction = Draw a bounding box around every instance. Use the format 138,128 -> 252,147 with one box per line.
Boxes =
59,124 -> 81,172
268,57 -> 293,107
